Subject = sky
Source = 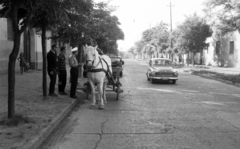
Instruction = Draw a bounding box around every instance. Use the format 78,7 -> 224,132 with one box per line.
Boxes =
94,0 -> 207,51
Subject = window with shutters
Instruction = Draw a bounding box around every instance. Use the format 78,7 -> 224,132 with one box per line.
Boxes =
229,41 -> 234,54
7,18 -> 14,41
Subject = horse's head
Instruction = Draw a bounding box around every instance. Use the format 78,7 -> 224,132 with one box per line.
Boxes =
84,45 -> 99,69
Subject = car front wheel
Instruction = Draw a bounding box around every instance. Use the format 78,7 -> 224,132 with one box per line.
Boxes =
147,73 -> 150,81
150,78 -> 155,84
172,80 -> 176,84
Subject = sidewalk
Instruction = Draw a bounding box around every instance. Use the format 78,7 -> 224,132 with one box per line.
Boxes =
203,65 -> 240,75
0,67 -> 86,149
176,64 -> 240,75
177,64 -> 240,87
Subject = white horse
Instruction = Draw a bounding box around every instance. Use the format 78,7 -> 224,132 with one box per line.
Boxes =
84,45 -> 112,109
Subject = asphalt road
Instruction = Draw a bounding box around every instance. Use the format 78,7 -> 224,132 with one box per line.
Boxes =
40,59 -> 240,149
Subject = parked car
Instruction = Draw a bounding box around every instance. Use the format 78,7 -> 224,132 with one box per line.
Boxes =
146,58 -> 178,84
110,56 -> 124,77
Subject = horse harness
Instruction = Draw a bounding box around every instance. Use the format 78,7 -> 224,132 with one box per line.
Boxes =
85,56 -> 111,79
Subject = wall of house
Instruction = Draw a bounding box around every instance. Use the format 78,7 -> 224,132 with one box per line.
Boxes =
233,31 -> 240,68
33,30 -> 52,70
0,17 -> 55,74
206,29 -> 240,67
0,18 -> 24,74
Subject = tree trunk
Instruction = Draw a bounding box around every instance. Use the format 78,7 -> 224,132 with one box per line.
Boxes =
192,52 -> 195,66
41,20 -> 47,98
200,50 -> 203,65
8,32 -> 21,119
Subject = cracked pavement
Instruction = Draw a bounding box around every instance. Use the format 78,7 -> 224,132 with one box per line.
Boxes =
40,59 -> 240,149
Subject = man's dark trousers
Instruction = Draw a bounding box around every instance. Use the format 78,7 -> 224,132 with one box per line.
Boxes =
70,68 -> 78,97
47,50 -> 57,95
48,72 -> 57,94
58,70 -> 67,93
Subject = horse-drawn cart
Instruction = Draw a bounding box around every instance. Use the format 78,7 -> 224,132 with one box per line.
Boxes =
82,45 -> 124,109
83,57 -> 123,101
107,61 -> 123,100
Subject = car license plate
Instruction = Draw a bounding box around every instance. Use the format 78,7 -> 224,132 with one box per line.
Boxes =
162,77 -> 169,80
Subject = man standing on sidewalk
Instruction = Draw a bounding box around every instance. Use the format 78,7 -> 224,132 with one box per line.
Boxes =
69,47 -> 80,99
47,43 -> 58,97
58,46 -> 68,95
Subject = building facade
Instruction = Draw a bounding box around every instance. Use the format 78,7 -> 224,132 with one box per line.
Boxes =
205,29 -> 240,68
0,18 -> 65,74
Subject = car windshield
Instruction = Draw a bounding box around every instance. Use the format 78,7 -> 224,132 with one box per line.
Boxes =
152,60 -> 171,66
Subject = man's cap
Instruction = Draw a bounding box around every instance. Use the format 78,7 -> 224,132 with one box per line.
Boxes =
71,47 -> 78,52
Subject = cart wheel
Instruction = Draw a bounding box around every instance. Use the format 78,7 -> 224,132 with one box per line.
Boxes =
116,77 -> 120,100
113,84 -> 115,91
86,91 -> 89,100
116,85 -> 120,100
85,87 -> 90,100
20,67 -> 23,75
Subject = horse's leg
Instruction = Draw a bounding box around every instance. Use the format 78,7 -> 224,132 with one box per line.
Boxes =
97,84 -> 101,104
96,90 -> 100,105
103,79 -> 108,104
89,81 -> 96,108
97,82 -> 104,109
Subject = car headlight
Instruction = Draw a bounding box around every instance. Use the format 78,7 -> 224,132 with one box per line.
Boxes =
174,71 -> 178,76
151,71 -> 156,75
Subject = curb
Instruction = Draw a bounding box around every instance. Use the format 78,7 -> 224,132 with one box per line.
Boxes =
22,98 -> 79,149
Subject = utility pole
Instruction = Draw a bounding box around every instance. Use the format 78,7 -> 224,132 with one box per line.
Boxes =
167,0 -> 174,61
170,1 -> 173,32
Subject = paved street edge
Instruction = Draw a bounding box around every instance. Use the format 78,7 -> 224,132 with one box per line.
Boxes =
22,98 -> 79,149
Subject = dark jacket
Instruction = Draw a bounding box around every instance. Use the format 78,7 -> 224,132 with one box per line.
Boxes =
47,50 -> 57,73
58,53 -> 66,71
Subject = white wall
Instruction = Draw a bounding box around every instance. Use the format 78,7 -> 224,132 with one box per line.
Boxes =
0,18 -> 24,73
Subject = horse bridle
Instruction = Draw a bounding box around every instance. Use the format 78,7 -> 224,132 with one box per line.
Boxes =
86,56 -> 101,69
86,59 -> 94,66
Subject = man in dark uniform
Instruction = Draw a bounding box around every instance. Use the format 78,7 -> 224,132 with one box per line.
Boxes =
47,43 -> 58,96
58,46 -> 67,95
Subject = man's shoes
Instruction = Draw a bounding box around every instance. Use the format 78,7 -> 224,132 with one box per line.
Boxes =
70,95 -> 78,99
49,93 -> 58,97
59,92 -> 68,95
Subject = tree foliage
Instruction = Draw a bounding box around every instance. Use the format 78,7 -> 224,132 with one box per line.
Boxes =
53,1 -> 124,54
88,5 -> 124,54
204,0 -> 240,33
140,22 -> 169,56
174,14 -> 212,54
